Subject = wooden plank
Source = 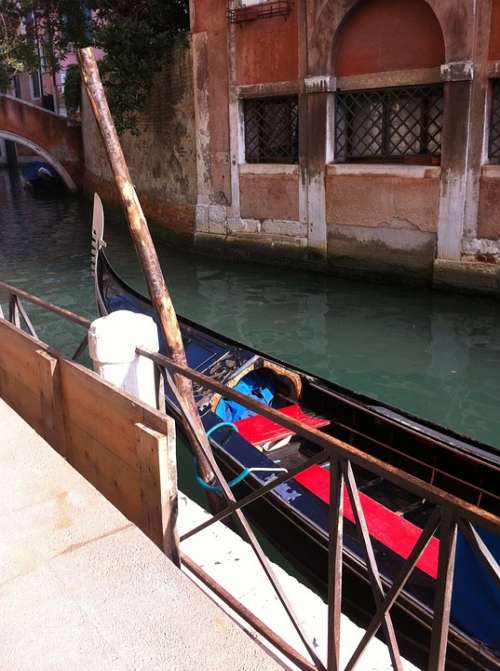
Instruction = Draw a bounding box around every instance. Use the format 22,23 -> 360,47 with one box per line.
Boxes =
0,338 -> 43,387
36,350 -> 57,445
0,364 -> 43,435
136,421 -> 179,563
60,360 -> 143,469
0,318 -> 49,356
36,349 -> 69,457
60,358 -> 174,468
66,420 -> 143,527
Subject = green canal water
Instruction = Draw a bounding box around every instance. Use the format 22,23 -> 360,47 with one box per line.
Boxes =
1,168 -> 500,452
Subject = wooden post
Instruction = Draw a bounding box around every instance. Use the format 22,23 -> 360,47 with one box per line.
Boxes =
136,421 -> 180,565
77,47 -> 214,486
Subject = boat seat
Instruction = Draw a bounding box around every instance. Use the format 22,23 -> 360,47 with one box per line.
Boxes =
234,404 -> 330,448
295,465 -> 439,579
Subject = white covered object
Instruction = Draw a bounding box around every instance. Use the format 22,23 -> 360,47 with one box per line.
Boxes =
88,310 -> 160,408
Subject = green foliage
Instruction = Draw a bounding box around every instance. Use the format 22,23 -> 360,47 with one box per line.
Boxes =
0,1 -> 38,91
0,0 -> 190,133
63,63 -> 81,116
90,0 -> 190,134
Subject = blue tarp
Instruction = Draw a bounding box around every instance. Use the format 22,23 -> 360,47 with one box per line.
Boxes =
451,528 -> 500,651
216,368 -> 275,423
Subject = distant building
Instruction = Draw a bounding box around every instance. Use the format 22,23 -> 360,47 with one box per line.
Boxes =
188,0 -> 500,287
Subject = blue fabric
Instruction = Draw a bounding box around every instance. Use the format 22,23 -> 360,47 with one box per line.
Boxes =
451,528 -> 500,651
216,369 -> 275,423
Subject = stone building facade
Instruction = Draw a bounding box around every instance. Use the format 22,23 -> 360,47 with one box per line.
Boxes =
189,0 -> 500,292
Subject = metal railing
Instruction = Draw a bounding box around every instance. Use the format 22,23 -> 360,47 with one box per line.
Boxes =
1,280 -> 499,671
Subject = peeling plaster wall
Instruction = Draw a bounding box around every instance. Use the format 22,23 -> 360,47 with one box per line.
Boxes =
240,173 -> 299,220
81,38 -> 197,237
326,173 -> 441,234
235,4 -> 299,85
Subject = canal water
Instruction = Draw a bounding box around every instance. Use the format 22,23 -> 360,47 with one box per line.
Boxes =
1,168 -> 500,452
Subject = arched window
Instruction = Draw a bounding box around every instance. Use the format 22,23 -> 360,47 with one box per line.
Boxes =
333,0 -> 445,164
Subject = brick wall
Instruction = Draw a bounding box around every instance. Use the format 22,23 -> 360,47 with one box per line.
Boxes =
81,37 -> 197,237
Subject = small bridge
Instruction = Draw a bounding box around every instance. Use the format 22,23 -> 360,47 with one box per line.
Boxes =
0,94 -> 83,191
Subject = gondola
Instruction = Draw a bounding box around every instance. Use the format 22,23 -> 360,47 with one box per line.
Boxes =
91,195 -> 499,670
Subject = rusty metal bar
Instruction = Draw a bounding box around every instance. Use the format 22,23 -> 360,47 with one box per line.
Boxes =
15,297 -> 39,338
71,334 -> 89,361
458,519 -> 500,587
331,418 -> 500,504
180,448 -> 328,543
161,365 -> 325,669
137,347 -> 500,532
343,461 -> 403,671
344,507 -> 441,671
427,508 -> 458,671
326,457 -> 344,671
0,281 -> 92,329
8,295 -> 20,328
182,553 -> 316,671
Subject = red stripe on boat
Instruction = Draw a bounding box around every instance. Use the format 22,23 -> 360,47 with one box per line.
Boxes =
235,404 -> 330,446
295,465 -> 439,579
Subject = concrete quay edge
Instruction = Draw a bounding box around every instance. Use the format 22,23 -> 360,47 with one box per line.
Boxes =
0,397 -> 283,671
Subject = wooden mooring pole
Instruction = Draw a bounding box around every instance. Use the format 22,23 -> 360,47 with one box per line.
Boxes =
77,47 -> 215,488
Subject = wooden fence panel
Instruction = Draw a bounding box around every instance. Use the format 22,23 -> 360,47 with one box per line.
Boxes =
0,319 -> 178,557
0,320 -> 48,436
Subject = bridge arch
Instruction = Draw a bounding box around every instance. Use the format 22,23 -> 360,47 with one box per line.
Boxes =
0,94 -> 83,192
0,130 -> 77,191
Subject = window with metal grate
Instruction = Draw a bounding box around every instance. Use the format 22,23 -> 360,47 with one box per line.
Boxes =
335,85 -> 443,164
489,79 -> 500,163
243,96 -> 299,164
228,0 -> 292,23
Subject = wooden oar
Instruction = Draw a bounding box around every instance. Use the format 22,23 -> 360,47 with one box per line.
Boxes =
77,47 -> 215,488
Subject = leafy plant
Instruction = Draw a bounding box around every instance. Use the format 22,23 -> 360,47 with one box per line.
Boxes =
0,1 -> 38,91
63,63 -> 80,116
0,0 -> 190,132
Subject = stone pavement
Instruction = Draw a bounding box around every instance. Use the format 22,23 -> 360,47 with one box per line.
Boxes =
0,398 -> 282,671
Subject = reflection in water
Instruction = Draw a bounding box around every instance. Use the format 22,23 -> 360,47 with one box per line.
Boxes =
1,168 -> 500,447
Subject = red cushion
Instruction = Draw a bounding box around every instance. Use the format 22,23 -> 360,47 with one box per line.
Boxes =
235,404 -> 330,446
295,465 -> 439,579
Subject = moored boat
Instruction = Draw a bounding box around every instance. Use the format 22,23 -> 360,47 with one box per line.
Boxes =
91,195 -> 500,670
20,160 -> 64,192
